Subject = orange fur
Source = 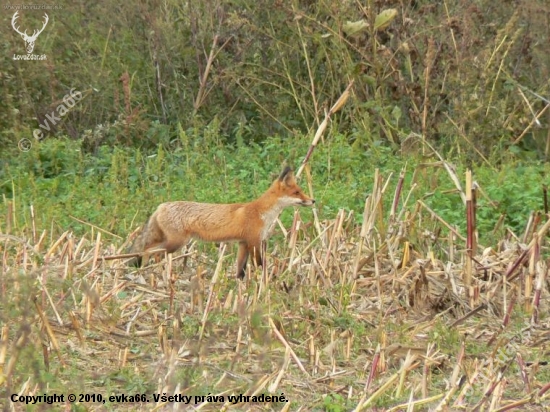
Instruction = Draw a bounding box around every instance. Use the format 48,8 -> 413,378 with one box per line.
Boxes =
128,167 -> 314,278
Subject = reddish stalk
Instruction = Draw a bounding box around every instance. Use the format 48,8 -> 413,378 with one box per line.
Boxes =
365,344 -> 381,392
390,168 -> 405,221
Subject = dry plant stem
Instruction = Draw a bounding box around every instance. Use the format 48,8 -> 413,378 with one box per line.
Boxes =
324,209 -> 344,268
268,318 -> 309,376
493,396 -> 543,412
513,103 -> 550,145
363,170 -> 392,238
539,383 -> 550,396
364,344 -> 380,392
5,199 -> 14,233
450,304 -> 486,328
152,49 -> 167,124
45,231 -> 68,260
503,217 -> 550,284
287,210 -> 300,273
235,81 -> 293,134
454,359 -> 480,406
465,170 -> 473,289
295,20 -> 319,126
296,81 -> 353,178
0,325 -> 8,371
422,346 -> 429,398
353,195 -> 371,278
517,87 -> 540,125
473,360 -> 513,412
278,41 -> 309,128
418,200 -> 466,241
543,185 -> 548,214
443,113 -> 493,168
516,352 -> 530,393
502,293 -> 516,327
168,254 -> 175,317
267,346 -> 291,393
435,381 -> 460,411
33,297 -> 65,367
261,240 -> 268,288
485,30 -> 519,118
5,328 -> 28,379
449,340 -> 465,387
522,212 -> 535,244
30,205 -> 36,244
390,168 -> 406,220
69,214 -> 122,239
422,38 -> 435,145
69,311 -> 84,343
194,34 -> 219,112
472,183 -> 477,251
395,351 -> 416,398
374,240 -> 382,315
92,232 -> 101,270
525,235 -> 539,312
396,183 -> 417,224
493,213 -> 506,235
355,372 -> 399,411
443,0 -> 460,70
37,273 -> 63,325
199,244 -> 226,343
305,166 -> 323,240
531,259 -> 548,324
193,35 -> 232,114
387,394 -> 445,412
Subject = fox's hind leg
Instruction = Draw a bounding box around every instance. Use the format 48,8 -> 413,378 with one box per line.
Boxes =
237,241 -> 249,279
130,215 -> 187,266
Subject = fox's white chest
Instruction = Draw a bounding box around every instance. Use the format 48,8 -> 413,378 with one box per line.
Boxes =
260,206 -> 284,241
259,196 -> 300,241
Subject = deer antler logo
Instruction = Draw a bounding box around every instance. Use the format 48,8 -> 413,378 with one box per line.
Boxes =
11,11 -> 49,54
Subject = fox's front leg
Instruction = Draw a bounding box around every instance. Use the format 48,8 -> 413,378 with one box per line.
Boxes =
236,241 -> 264,279
250,241 -> 263,268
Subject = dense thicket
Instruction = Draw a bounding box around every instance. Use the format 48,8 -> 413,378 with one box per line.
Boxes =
2,0 -> 549,160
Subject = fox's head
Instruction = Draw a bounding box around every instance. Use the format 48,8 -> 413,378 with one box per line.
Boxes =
272,167 -> 315,207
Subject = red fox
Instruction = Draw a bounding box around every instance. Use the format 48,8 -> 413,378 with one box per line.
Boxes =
128,167 -> 315,279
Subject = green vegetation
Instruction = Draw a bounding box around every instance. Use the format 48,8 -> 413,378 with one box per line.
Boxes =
1,136 -> 548,244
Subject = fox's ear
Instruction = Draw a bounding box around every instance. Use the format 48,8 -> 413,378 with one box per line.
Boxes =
278,166 -> 293,182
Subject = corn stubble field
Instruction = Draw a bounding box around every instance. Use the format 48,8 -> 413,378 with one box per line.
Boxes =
1,169 -> 550,411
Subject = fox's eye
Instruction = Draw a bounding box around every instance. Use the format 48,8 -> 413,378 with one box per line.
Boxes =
294,191 -> 300,195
